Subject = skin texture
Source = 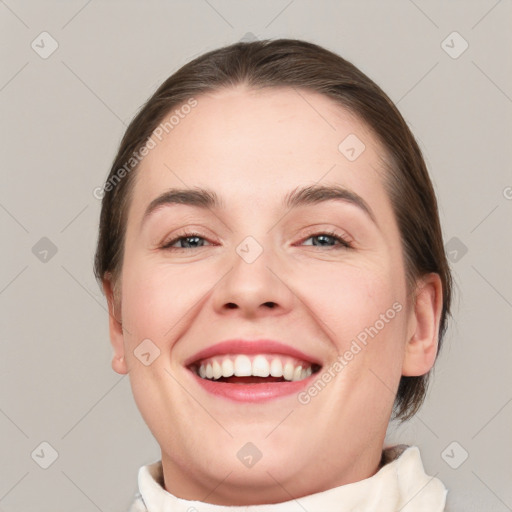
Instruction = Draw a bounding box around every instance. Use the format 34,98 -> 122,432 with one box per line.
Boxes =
103,85 -> 443,505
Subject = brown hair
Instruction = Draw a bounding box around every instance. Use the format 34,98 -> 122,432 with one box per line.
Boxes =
93,38 -> 452,421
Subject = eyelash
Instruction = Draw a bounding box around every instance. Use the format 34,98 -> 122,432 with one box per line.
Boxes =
160,230 -> 353,251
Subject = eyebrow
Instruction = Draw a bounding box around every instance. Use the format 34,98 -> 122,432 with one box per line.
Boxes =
141,183 -> 377,227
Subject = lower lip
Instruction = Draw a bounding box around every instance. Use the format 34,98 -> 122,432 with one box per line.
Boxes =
188,370 -> 317,402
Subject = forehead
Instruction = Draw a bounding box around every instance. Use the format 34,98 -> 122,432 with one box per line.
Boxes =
129,85 -> 391,222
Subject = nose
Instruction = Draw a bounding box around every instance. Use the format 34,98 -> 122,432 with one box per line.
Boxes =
212,237 -> 294,319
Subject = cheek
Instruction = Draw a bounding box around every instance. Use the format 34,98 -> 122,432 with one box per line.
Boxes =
120,256 -> 216,343
300,262 -> 404,340
302,260 -> 408,391
121,272 -> 171,341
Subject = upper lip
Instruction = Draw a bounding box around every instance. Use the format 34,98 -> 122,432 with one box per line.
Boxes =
184,339 -> 322,367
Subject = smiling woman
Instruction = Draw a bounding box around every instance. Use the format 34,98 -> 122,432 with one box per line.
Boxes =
93,38 -> 453,511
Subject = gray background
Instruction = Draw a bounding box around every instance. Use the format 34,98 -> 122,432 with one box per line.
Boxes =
1,1 -> 511,510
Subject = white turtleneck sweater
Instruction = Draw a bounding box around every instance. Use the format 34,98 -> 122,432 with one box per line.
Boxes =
126,445 -> 447,511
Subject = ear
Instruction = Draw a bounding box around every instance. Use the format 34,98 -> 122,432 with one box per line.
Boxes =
402,272 -> 443,376
102,275 -> 128,375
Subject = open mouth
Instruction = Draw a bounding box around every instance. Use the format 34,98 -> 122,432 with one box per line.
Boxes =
188,354 -> 322,384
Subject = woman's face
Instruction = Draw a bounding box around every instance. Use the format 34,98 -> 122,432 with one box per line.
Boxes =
108,86 -> 429,504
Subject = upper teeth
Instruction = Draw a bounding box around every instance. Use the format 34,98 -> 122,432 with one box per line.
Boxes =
194,354 -> 314,382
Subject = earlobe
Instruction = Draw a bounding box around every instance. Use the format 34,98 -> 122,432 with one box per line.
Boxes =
112,355 -> 127,374
102,275 -> 129,375
402,273 -> 443,377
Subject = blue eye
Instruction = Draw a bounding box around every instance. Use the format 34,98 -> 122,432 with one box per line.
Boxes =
300,231 -> 353,249
161,233 -> 210,250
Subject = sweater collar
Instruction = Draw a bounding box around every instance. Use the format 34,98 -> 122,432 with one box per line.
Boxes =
130,445 -> 447,511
